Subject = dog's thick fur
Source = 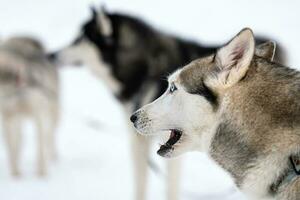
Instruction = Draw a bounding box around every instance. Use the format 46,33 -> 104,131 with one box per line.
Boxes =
0,37 -> 60,176
132,29 -> 300,199
51,6 -> 285,200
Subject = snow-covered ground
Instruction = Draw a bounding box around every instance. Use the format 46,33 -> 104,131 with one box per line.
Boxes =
0,0 -> 299,200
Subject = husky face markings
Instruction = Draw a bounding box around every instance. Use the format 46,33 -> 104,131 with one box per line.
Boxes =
55,36 -> 122,94
52,6 -> 284,199
53,7 -> 157,100
132,36 -> 277,159
54,10 -> 124,95
132,29 -> 256,158
54,6 -> 113,67
133,29 -> 300,199
54,37 -> 98,66
132,62 -> 219,157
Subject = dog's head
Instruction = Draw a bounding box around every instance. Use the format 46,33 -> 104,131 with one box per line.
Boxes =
48,6 -> 124,94
49,6 -> 155,99
2,37 -> 45,58
131,28 -> 275,158
49,6 -> 113,66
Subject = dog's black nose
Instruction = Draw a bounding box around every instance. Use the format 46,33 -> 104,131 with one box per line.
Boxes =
130,114 -> 138,123
47,52 -> 57,61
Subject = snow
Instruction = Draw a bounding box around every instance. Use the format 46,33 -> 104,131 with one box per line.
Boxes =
0,0 -> 299,200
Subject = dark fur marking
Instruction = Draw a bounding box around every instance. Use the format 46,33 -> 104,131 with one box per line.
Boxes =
189,81 -> 218,106
78,9 -> 283,105
81,12 -> 219,102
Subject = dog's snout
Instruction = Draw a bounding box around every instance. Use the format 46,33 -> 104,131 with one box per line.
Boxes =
130,113 -> 138,123
47,52 -> 57,61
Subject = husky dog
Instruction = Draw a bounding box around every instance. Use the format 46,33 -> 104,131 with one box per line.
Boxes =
0,37 -> 60,176
50,6 -> 284,200
131,28 -> 300,199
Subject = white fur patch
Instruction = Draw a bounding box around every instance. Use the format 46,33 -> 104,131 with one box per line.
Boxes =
241,154 -> 287,200
56,39 -> 122,95
134,68 -> 218,157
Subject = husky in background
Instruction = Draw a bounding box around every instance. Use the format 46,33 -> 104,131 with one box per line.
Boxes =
131,28 -> 300,200
50,6 -> 285,200
0,37 -> 60,176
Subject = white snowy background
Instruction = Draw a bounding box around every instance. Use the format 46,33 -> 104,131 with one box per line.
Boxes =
0,0 -> 300,200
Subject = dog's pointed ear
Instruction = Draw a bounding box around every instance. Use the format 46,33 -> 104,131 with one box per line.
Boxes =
101,4 -> 107,14
206,28 -> 255,90
96,6 -> 112,36
90,5 -> 97,18
255,41 -> 276,61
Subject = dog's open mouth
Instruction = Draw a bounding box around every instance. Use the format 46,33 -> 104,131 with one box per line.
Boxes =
157,129 -> 182,157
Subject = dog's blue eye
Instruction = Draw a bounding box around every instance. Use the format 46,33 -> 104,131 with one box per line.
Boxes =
169,83 -> 177,93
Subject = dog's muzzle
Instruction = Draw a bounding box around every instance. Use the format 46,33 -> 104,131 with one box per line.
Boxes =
130,111 -> 144,131
47,52 -> 57,61
130,113 -> 138,123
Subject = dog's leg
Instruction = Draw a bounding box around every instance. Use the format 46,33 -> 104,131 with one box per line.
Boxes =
167,158 -> 181,200
35,115 -> 47,176
48,102 -> 59,161
131,131 -> 150,200
2,114 -> 22,177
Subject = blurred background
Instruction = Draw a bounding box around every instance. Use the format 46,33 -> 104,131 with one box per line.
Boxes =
0,0 -> 299,200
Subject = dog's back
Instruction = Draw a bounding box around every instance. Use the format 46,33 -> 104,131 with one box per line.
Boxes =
0,37 -> 59,115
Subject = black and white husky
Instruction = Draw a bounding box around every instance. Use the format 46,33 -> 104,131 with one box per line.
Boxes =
50,6 -> 284,200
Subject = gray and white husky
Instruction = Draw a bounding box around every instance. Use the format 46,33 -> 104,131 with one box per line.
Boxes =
50,6 -> 284,200
131,28 -> 300,200
0,37 -> 60,176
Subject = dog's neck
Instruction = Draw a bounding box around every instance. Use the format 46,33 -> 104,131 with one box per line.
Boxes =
205,59 -> 300,198
198,123 -> 219,153
86,52 -> 123,96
